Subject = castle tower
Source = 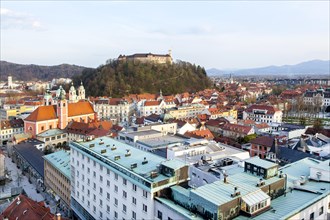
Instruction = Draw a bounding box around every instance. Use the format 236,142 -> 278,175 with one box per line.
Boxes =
77,81 -> 85,100
57,87 -> 68,129
69,82 -> 77,103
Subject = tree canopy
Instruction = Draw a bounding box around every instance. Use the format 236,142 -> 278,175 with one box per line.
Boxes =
75,60 -> 212,97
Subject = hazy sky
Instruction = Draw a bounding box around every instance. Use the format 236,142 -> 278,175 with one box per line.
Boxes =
1,1 -> 329,69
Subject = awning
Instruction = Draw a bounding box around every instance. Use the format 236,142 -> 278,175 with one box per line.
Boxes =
242,190 -> 270,206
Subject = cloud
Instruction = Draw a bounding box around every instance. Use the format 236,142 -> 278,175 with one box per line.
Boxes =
0,7 -> 44,30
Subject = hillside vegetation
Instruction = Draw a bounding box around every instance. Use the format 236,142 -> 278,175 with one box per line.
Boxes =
75,60 -> 212,97
0,61 -> 86,81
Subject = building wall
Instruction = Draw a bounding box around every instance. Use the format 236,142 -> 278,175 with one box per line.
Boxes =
154,199 -> 189,220
0,153 -> 5,177
288,195 -> 329,220
44,160 -> 71,207
70,146 -> 155,220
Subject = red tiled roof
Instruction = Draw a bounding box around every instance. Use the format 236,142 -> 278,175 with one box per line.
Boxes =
222,123 -> 253,135
24,105 -> 57,121
0,194 -> 55,220
250,136 -> 274,147
68,101 -> 95,117
144,100 -> 161,106
185,129 -> 214,140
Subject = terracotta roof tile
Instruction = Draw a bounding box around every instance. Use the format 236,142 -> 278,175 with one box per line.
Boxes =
24,105 -> 57,121
68,101 -> 95,117
0,194 -> 55,220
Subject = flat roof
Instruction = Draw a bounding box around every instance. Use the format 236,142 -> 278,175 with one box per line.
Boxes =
43,150 -> 71,179
70,137 -> 187,187
136,135 -> 186,148
125,130 -> 160,139
37,128 -> 65,137
245,157 -> 278,169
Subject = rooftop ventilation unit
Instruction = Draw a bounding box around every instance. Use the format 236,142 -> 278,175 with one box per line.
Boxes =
101,149 -> 107,154
231,186 -> 241,197
125,149 -> 131,157
142,157 -> 148,165
130,163 -> 137,169
256,178 -> 265,187
114,155 -> 121,161
89,144 -> 95,148
150,171 -> 158,178
111,144 -> 116,151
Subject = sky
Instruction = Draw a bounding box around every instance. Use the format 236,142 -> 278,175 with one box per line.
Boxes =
0,1 -> 329,69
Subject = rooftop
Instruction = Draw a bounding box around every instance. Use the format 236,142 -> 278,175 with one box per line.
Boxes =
13,141 -> 45,178
37,128 -> 65,138
245,156 -> 278,169
43,150 -> 71,179
70,137 -> 187,190
136,134 -> 187,149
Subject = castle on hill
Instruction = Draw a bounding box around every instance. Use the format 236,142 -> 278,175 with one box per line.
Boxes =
118,50 -> 172,64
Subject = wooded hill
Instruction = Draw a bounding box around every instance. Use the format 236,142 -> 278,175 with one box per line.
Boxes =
75,59 -> 212,97
0,61 -> 86,81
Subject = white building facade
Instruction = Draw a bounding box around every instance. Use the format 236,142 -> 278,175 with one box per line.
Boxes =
70,137 -> 189,220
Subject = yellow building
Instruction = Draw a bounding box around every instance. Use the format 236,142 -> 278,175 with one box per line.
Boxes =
43,150 -> 71,214
0,105 -> 36,120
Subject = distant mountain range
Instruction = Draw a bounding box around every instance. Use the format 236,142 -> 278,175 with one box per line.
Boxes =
207,60 -> 330,76
0,61 -> 87,81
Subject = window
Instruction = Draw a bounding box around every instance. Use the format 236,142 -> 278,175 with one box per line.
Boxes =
114,211 -> 118,219
87,178 -> 90,185
123,178 -> 127,185
132,197 -> 136,205
99,211 -> 103,218
93,171 -> 96,177
123,190 -> 127,198
99,199 -> 103,207
93,182 -> 96,190
132,211 -> 136,220
310,212 -> 314,220
115,185 -> 118,193
168,217 -> 173,220
87,189 -> 90,196
143,190 -> 148,198
87,200 -> 90,207
107,180 -> 110,186
107,192 -> 110,200
143,204 -> 147,212
115,173 -> 118,180
93,205 -> 96,213
93,161 -> 96,167
93,194 -> 96,201
100,187 -> 103,195
132,184 -> 137,191
123,204 -> 127,213
87,167 -> 90,173
114,198 -> 118,206
319,206 -> 324,215
41,126 -> 44,131
107,168 -> 110,175
82,164 -> 84,170
100,175 -> 103,182
107,205 -> 110,213
157,211 -> 163,220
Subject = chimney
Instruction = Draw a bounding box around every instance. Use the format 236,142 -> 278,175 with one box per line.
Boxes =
56,213 -> 61,220
223,173 -> 228,183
